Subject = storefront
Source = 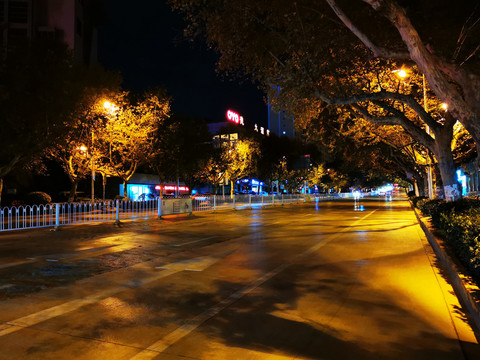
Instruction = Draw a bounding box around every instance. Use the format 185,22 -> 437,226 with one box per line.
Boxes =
120,173 -> 190,200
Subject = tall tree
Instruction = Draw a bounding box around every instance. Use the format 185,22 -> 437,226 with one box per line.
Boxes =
98,89 -> 170,197
171,0 -> 479,200
194,149 -> 228,195
151,114 -> 213,195
0,38 -> 83,205
224,139 -> 260,196
46,84 -> 123,202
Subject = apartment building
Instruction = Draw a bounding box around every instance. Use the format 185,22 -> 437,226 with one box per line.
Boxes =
0,0 -> 97,64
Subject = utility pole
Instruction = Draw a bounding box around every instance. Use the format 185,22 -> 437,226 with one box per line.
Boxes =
91,129 -> 95,202
423,74 -> 434,199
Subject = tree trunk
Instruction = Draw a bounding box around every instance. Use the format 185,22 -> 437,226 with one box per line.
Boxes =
0,177 -> 3,207
123,179 -> 127,198
230,179 -> 234,198
102,173 -> 107,201
68,178 -> 79,203
365,0 -> 480,158
413,180 -> 419,197
428,116 -> 460,201
434,146 -> 460,201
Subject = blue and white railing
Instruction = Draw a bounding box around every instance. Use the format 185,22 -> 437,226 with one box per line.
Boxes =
0,194 -> 335,232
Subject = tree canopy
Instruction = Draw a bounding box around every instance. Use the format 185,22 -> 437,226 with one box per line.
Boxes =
171,0 -> 480,199
0,38 -> 116,204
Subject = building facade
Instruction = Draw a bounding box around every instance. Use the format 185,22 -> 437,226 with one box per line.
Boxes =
457,162 -> 480,196
267,86 -> 295,138
267,104 -> 295,138
0,0 -> 97,64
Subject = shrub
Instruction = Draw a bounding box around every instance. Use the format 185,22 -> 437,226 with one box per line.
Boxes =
407,190 -> 416,198
24,192 -> 52,205
417,198 -> 444,216
114,195 -> 130,201
420,197 -> 480,281
10,200 -> 25,207
440,208 -> 480,279
411,196 -> 427,208
430,197 -> 480,226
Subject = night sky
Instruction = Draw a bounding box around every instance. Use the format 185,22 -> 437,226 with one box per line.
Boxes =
98,0 -> 268,127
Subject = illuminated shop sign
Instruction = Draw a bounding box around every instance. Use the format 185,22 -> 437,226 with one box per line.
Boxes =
155,185 -> 189,191
226,109 -> 244,125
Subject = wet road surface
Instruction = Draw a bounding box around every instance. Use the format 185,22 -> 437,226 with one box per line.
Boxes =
0,199 -> 479,359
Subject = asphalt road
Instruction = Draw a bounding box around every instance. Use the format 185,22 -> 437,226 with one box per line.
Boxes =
0,199 -> 478,359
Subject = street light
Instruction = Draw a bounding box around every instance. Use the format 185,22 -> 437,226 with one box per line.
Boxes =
97,99 -> 120,201
103,101 -> 113,111
88,99 -> 120,202
393,68 -> 408,79
103,100 -> 119,115
394,67 -> 434,198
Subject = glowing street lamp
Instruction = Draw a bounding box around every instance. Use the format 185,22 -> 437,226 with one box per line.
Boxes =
441,103 -> 448,111
103,100 -> 113,110
393,67 -> 434,198
393,68 -> 408,79
99,99 -> 120,201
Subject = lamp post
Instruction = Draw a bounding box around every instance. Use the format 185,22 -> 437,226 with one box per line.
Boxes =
75,145 -> 93,201
394,68 -> 434,198
97,100 -> 119,201
422,74 -> 434,199
90,128 -> 95,202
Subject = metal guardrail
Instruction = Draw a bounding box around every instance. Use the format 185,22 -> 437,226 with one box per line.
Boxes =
191,193 -> 312,212
0,199 -> 159,232
0,193 -> 349,232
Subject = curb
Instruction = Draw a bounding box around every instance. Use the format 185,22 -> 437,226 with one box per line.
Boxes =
411,204 -> 480,332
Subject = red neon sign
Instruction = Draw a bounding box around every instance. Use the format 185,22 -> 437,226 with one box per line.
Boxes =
226,109 -> 244,125
156,185 -> 189,191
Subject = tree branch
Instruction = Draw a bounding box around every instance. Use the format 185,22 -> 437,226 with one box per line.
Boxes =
362,0 -> 478,127
350,104 -> 400,126
316,89 -> 441,132
369,100 -> 435,149
460,43 -> 480,67
325,0 -> 409,59
0,155 -> 22,178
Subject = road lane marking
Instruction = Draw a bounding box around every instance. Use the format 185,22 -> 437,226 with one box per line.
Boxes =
0,245 -> 132,270
298,209 -> 377,257
129,263 -> 290,360
0,260 -> 35,269
129,209 -> 379,359
173,236 -> 217,247
0,256 -> 220,338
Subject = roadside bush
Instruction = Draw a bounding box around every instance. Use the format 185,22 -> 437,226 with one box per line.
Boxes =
411,196 -> 427,208
24,192 -> 52,205
432,197 -> 480,227
417,197 -> 480,227
114,195 -> 130,201
407,190 -> 416,198
440,208 -> 480,279
417,198 -> 445,222
10,200 -> 25,207
418,197 -> 480,281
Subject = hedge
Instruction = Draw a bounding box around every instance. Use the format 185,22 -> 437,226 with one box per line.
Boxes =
24,192 -> 52,206
416,197 -> 480,280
